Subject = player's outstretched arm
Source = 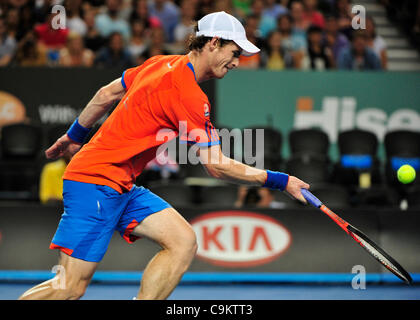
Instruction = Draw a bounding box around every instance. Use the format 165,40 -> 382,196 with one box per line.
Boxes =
45,78 -> 126,160
199,145 -> 310,203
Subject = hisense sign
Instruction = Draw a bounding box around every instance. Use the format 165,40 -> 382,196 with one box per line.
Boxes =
294,96 -> 420,143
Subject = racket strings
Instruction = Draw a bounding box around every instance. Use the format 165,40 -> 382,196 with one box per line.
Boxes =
350,232 -> 405,279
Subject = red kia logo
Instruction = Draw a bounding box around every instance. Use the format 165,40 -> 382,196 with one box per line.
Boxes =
190,211 -> 292,268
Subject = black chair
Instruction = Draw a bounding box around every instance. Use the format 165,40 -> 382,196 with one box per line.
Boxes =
46,124 -> 68,147
1,123 -> 43,159
217,126 -> 243,160
285,155 -> 330,186
199,185 -> 239,207
308,184 -> 351,209
148,183 -> 194,208
242,126 -> 283,171
0,123 -> 43,200
407,186 -> 420,209
288,128 -> 330,161
243,126 -> 282,157
333,129 -> 382,186
384,130 -> 420,189
181,163 -> 209,178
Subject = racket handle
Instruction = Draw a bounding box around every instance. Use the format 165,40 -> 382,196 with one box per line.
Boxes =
301,189 -> 322,208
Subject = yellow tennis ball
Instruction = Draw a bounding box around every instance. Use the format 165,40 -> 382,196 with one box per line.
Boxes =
397,165 -> 416,184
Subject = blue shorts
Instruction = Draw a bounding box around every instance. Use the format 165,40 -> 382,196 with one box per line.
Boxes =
50,180 -> 171,262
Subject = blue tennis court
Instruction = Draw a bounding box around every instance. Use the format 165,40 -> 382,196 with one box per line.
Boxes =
2,283 -> 420,300
1,271 -> 420,300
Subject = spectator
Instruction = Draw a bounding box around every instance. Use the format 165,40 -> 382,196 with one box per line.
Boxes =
15,31 -> 48,66
290,0 -> 309,33
365,15 -> 387,70
0,16 -> 17,66
4,1 -> 35,41
238,14 -> 263,69
235,186 -> 283,208
142,26 -> 171,59
39,151 -> 72,205
332,0 -> 353,40
34,0 -> 55,24
263,0 -> 288,20
59,32 -> 94,67
297,25 -> 334,70
148,0 -> 180,43
250,0 -> 277,38
337,30 -> 382,70
277,13 -> 306,58
232,0 -> 252,20
95,0 -> 131,41
173,0 -> 196,53
130,0 -> 162,30
213,0 -> 241,17
83,9 -> 107,52
197,0 -> 215,18
65,0 -> 88,36
82,0 -> 106,8
323,15 -> 349,61
5,7 -> 23,40
127,19 -> 148,61
143,149 -> 180,182
34,10 -> 69,49
302,0 -> 325,29
94,31 -> 133,68
261,29 -> 291,70
34,9 -> 70,65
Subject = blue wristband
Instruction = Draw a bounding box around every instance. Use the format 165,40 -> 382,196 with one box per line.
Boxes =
263,170 -> 289,191
66,118 -> 91,144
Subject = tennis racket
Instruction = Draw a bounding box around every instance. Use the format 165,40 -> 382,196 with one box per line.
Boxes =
301,188 -> 412,284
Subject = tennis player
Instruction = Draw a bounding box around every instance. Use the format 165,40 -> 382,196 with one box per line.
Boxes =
19,11 -> 309,300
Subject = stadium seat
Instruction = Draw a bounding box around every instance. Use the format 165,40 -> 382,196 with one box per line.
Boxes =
288,128 -> 330,161
307,184 -> 351,209
199,185 -> 239,207
384,130 -> 420,189
244,126 -> 282,159
181,163 -> 209,178
148,182 -> 194,208
46,124 -> 68,147
285,155 -> 330,186
1,123 -> 43,159
407,186 -> 420,209
0,123 -> 43,200
333,129 -> 382,186
217,125 -> 242,159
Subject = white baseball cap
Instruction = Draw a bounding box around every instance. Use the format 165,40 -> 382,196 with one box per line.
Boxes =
196,11 -> 260,56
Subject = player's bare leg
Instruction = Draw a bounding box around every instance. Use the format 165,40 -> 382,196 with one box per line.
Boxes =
19,252 -> 98,300
131,207 -> 197,300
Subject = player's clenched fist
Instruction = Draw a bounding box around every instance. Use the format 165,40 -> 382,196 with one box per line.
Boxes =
45,134 -> 82,160
263,170 -> 310,203
285,176 -> 310,204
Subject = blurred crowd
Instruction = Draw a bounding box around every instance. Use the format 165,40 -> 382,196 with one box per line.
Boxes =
0,0 -> 393,70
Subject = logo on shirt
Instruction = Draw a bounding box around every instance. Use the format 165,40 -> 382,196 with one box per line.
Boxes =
167,63 -> 173,69
204,103 -> 209,117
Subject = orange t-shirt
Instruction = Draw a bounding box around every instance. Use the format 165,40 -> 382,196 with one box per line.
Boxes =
63,55 -> 220,193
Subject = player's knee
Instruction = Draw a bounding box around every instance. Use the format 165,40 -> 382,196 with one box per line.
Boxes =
175,229 -> 197,265
63,283 -> 87,300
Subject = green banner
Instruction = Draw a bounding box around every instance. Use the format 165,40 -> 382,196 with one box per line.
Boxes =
216,71 -> 420,160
